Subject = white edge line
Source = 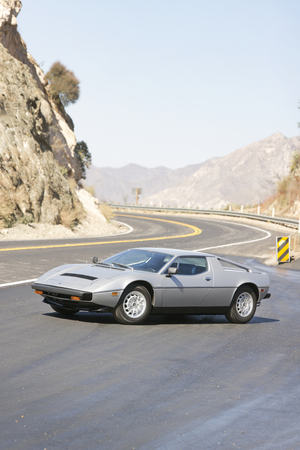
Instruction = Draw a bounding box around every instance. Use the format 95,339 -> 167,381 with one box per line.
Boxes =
0,278 -> 37,288
194,222 -> 271,252
113,221 -> 133,235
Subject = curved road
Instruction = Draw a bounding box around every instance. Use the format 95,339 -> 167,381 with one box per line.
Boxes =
1,214 -> 300,450
0,213 -> 272,285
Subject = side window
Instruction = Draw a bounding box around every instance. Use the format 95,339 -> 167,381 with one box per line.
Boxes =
177,256 -> 208,275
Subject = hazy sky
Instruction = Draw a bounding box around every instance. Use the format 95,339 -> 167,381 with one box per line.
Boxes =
18,0 -> 300,169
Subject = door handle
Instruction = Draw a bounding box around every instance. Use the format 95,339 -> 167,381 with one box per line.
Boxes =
205,277 -> 212,281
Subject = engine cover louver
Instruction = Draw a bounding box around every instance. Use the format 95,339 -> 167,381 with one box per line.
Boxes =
61,273 -> 97,281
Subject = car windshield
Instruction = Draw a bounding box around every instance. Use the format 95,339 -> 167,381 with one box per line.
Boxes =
103,249 -> 173,273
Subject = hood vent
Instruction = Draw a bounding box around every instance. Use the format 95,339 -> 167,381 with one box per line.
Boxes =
61,273 -> 97,281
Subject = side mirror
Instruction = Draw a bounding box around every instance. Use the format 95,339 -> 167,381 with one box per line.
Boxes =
92,256 -> 99,264
166,266 -> 178,277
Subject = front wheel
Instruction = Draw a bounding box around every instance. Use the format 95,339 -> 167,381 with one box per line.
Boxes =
113,285 -> 152,324
51,305 -> 79,316
225,286 -> 257,324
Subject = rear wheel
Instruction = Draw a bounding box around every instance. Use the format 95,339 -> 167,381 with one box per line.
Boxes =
225,286 -> 257,324
113,285 -> 152,325
50,305 -> 79,316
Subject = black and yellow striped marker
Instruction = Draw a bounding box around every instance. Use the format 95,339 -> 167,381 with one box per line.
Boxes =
276,236 -> 290,263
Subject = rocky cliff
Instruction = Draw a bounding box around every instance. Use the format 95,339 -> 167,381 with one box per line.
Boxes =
0,0 -> 82,227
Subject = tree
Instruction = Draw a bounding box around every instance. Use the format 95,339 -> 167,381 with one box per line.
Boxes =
74,141 -> 92,179
46,62 -> 80,107
290,151 -> 300,175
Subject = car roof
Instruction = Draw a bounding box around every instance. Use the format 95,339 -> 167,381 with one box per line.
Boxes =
133,247 -> 214,258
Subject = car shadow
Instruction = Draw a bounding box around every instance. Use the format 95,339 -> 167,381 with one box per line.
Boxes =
44,312 -> 116,324
44,312 -> 279,325
144,315 -> 279,325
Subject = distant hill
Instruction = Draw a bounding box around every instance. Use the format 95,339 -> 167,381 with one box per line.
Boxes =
86,162 -> 205,204
86,132 -> 300,208
145,133 -> 300,209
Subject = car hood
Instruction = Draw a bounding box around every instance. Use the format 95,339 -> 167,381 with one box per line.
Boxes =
34,263 -> 131,290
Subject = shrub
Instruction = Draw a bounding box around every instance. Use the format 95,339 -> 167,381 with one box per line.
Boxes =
0,190 -> 16,229
59,165 -> 68,177
46,62 -> 80,108
58,203 -> 85,230
99,203 -> 114,222
74,141 -> 92,179
290,151 -> 300,174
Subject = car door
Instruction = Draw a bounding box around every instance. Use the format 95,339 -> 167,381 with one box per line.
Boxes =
162,256 -> 213,307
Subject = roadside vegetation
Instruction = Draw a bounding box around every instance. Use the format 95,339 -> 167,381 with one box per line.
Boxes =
99,203 -> 115,222
81,184 -> 114,223
84,185 -> 95,197
224,151 -> 300,218
259,151 -> 300,217
57,204 -> 84,230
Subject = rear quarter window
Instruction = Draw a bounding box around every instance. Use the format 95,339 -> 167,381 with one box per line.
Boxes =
217,258 -> 248,272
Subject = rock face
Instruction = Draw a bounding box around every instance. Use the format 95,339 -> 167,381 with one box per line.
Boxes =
0,1 -> 82,226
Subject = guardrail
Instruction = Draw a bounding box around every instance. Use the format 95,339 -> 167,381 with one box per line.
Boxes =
109,203 -> 300,230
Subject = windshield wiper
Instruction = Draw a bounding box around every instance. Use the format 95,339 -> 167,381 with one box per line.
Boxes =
94,261 -> 133,271
94,262 -> 114,268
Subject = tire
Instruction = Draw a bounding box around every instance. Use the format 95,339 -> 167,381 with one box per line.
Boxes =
113,285 -> 152,325
51,305 -> 79,316
225,286 -> 257,324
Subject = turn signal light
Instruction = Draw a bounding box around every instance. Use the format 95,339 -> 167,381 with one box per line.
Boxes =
71,296 -> 80,301
35,290 -> 43,295
111,292 -> 119,296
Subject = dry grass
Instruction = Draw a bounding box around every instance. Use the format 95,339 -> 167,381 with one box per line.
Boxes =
0,189 -> 16,228
260,172 -> 300,217
99,203 -> 114,222
58,200 -> 85,229
68,177 -> 77,191
59,207 -> 78,229
84,185 -> 95,197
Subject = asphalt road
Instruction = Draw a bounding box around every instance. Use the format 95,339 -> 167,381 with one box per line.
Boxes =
0,212 -> 285,285
1,214 -> 300,450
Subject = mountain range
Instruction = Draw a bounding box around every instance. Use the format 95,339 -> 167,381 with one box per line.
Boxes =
86,132 -> 300,209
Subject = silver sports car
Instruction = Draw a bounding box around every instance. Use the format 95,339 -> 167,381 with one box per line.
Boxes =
32,247 -> 271,324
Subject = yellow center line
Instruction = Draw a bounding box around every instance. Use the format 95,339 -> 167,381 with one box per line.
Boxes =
0,215 -> 202,252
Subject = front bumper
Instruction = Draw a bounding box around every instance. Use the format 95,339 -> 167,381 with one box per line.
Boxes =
33,283 -> 102,311
42,297 -> 105,312
32,283 -> 121,311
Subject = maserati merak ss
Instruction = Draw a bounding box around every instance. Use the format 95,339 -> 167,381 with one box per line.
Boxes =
32,247 -> 271,324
